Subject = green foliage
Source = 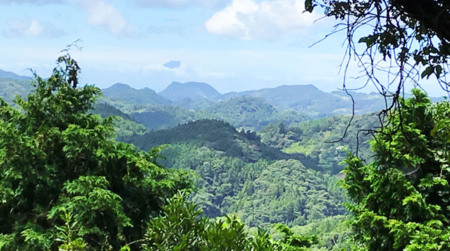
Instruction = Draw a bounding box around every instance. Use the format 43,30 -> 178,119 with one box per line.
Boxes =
144,192 -> 252,250
291,215 -> 353,250
202,214 -> 250,251
92,102 -> 133,120
144,191 -> 207,250
274,223 -> 318,250
143,192 -> 318,250
125,119 -> 347,229
0,55 -> 191,249
114,116 -> 149,139
341,90 -> 450,250
54,208 -> 87,251
231,160 -> 347,228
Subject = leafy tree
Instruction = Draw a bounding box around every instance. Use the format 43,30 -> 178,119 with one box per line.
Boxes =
0,54 -> 191,249
274,223 -> 318,250
341,90 -> 449,250
305,0 -> 449,109
142,191 -> 316,251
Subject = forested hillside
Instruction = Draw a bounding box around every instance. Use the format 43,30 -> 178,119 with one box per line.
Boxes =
102,83 -> 171,106
196,97 -> 309,130
0,77 -> 33,103
120,119 -> 355,230
260,114 -> 380,173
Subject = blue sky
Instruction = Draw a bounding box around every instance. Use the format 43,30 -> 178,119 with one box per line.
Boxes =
0,0 -> 445,96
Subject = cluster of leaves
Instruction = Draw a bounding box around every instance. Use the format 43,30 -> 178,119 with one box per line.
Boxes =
341,90 -> 449,249
140,191 -> 318,251
0,55 -> 191,249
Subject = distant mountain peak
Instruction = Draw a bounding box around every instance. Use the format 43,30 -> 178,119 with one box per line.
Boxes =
102,83 -> 171,106
105,83 -> 133,90
159,81 -> 223,102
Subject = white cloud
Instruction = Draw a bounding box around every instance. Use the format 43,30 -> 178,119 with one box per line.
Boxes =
78,0 -> 135,36
205,0 -> 318,40
3,19 -> 64,38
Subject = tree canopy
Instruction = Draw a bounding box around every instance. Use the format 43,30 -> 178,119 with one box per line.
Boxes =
341,90 -> 449,249
0,54 -> 191,249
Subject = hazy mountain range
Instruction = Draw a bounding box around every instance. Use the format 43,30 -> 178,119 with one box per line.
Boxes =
103,81 -> 387,117
0,69 -> 409,130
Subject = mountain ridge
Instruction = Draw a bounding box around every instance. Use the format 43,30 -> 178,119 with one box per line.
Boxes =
158,81 -> 223,102
0,69 -> 32,81
102,82 -> 171,106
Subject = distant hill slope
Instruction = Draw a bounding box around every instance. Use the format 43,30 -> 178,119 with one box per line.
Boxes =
224,84 -> 385,118
0,69 -> 32,81
123,119 -> 344,226
102,83 -> 171,106
225,84 -> 329,108
125,119 -> 291,162
0,69 -> 33,103
197,96 -> 309,130
131,105 -> 196,130
0,78 -> 33,103
92,103 -> 133,120
90,103 -> 149,139
159,81 -> 223,102
259,113 -> 380,174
